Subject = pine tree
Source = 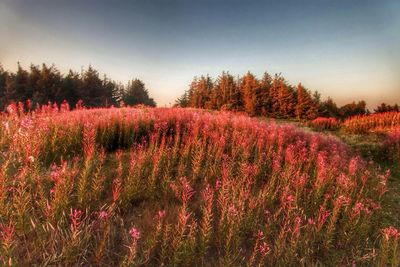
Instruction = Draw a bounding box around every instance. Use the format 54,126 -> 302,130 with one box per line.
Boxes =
123,79 -> 156,107
59,70 -> 81,107
199,75 -> 213,109
295,83 -> 318,120
37,64 -> 62,105
228,75 -> 242,111
175,89 -> 190,107
213,72 -> 236,110
272,75 -> 295,118
240,72 -> 259,116
259,72 -> 272,116
79,65 -> 104,107
0,65 -> 10,109
12,63 -> 30,102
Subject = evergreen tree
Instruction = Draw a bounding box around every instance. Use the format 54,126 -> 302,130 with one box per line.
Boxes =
319,97 -> 340,118
240,72 -> 259,115
37,64 -> 62,105
259,72 -> 272,116
80,65 -> 105,107
198,75 -> 213,109
0,65 -> 10,109
274,76 -> 295,118
0,62 -> 157,110
295,83 -> 318,120
102,75 -> 118,107
12,63 -> 30,102
339,100 -> 367,118
123,79 -> 156,107
212,72 -> 236,110
175,89 -> 190,107
374,103 -> 399,113
228,75 -> 242,111
56,70 -> 80,107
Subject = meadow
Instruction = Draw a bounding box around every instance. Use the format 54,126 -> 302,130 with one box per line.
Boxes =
0,103 -> 399,266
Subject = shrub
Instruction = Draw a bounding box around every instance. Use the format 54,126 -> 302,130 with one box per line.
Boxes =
382,127 -> 400,163
308,117 -> 341,131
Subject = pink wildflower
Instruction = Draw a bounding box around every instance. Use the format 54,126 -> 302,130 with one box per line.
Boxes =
381,226 -> 399,242
129,227 -> 140,240
258,242 -> 271,256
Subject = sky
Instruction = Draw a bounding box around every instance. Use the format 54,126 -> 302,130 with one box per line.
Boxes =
0,0 -> 399,108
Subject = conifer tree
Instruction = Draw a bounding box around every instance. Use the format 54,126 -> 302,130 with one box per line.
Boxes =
175,89 -> 190,107
272,75 -> 295,118
58,70 -> 81,107
240,72 -> 259,115
12,63 -> 30,102
0,65 -> 10,109
259,72 -> 272,116
295,83 -> 318,120
123,79 -> 156,107
0,62 -> 157,110
213,72 -> 236,110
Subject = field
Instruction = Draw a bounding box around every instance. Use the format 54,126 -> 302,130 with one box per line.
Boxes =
0,104 -> 399,266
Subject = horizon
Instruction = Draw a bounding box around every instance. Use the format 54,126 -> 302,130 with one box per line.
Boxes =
1,0 -> 399,108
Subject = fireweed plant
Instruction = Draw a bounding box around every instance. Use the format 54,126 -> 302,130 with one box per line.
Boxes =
0,102 -> 398,266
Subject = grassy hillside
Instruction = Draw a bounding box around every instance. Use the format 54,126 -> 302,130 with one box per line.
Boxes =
0,106 -> 398,266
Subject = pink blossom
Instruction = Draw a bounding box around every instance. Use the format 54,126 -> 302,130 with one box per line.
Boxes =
316,206 -> 330,231
129,227 -> 140,240
156,210 -> 166,220
256,230 -> 264,240
258,242 -> 271,256
0,221 -> 15,244
98,211 -> 109,220
69,209 -> 83,233
381,226 -> 399,242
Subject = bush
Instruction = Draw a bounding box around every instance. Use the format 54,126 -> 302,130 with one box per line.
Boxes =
308,117 -> 341,131
382,127 -> 400,163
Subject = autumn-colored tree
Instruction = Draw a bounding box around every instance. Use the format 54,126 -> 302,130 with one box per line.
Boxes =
273,75 -> 295,118
295,83 -> 318,120
186,75 -> 213,109
258,72 -> 272,116
211,72 -> 236,110
176,70 -> 372,121
240,72 -> 259,115
199,75 -> 214,109
227,75 -> 242,111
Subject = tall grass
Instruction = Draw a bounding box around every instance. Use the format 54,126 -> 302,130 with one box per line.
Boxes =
344,112 -> 400,134
0,103 -> 397,265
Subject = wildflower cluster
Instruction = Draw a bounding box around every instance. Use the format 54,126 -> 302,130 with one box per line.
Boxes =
0,104 -> 396,265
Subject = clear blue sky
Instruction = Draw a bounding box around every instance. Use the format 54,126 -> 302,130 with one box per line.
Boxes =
0,0 -> 399,108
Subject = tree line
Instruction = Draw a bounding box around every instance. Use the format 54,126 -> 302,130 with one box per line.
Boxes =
176,71 -> 397,120
0,63 -> 156,110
